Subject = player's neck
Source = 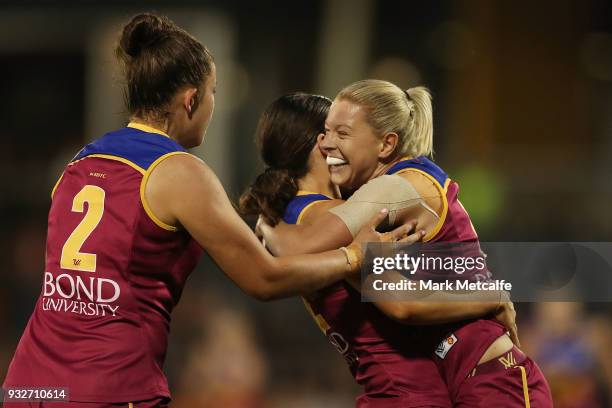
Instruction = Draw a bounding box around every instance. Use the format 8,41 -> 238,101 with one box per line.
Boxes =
297,173 -> 339,199
371,155 -> 413,180
129,117 -> 170,135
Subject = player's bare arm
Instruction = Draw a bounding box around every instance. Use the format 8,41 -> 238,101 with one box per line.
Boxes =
145,153 -> 409,300
260,171 -> 440,256
258,210 -> 352,256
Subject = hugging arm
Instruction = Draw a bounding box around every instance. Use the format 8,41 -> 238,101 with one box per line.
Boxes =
258,175 -> 517,340
146,155 -> 413,301
260,175 -> 436,256
345,272 -> 517,345
145,155 -> 355,300
258,210 -> 352,256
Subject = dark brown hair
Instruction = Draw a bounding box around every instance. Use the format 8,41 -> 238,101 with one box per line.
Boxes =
239,93 -> 331,225
115,13 -> 214,121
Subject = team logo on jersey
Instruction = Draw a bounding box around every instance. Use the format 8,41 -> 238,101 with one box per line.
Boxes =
498,351 -> 517,369
435,333 -> 458,359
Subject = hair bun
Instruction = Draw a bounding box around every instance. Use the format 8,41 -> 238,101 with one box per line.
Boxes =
119,13 -> 172,58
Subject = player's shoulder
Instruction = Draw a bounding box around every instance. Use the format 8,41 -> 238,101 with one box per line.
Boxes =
299,198 -> 343,225
396,168 -> 435,186
393,157 -> 448,188
72,125 -> 192,173
148,151 -> 204,174
147,152 -> 222,196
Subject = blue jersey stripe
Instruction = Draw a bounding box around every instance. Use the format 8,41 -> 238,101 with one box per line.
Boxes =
283,194 -> 331,225
386,157 -> 448,187
73,127 -> 186,171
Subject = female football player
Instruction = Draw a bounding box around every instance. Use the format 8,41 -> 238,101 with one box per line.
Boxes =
255,82 -> 553,407
241,92 -> 522,407
2,15 -> 411,408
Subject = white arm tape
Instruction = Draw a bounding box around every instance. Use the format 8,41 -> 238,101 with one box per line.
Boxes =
329,174 -> 437,237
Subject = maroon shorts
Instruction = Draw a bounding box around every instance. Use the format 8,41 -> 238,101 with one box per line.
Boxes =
2,397 -> 169,408
454,346 -> 553,407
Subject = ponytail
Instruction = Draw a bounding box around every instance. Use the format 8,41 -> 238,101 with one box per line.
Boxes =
405,86 -> 433,157
239,93 -> 331,225
239,168 -> 298,225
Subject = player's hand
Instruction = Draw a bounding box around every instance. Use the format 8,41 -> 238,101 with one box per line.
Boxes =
345,209 -> 425,272
353,209 -> 425,246
256,216 -> 294,256
255,215 -> 266,241
494,296 -> 520,348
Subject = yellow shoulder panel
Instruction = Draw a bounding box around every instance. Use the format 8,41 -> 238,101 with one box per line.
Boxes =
396,168 -> 449,242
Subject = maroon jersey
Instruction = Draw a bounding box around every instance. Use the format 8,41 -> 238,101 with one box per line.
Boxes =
3,123 -> 203,403
387,157 -> 506,400
284,192 -> 452,408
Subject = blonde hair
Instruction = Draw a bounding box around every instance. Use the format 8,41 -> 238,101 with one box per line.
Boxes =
336,79 -> 433,158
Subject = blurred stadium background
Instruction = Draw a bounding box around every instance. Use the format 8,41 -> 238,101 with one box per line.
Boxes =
1,0 -> 611,407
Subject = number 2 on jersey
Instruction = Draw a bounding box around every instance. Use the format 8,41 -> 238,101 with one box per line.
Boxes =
60,185 -> 105,272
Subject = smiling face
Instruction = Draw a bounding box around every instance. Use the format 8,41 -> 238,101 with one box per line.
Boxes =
320,98 -> 384,191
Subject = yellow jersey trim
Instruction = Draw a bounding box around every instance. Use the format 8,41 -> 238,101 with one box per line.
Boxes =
296,194 -> 333,334
85,154 -> 146,175
518,365 -> 531,408
53,154 -> 146,197
296,200 -> 329,225
67,156 -> 88,166
51,173 -> 64,199
301,297 -> 330,333
396,168 -> 449,242
296,190 -> 333,198
140,151 -> 191,232
127,122 -> 170,138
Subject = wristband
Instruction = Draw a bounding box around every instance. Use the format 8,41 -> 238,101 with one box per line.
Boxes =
339,242 -> 362,272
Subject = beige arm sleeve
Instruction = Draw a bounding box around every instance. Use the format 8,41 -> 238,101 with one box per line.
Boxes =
329,175 -> 438,237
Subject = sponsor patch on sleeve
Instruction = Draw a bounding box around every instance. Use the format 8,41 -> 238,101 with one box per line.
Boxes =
435,333 -> 458,359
